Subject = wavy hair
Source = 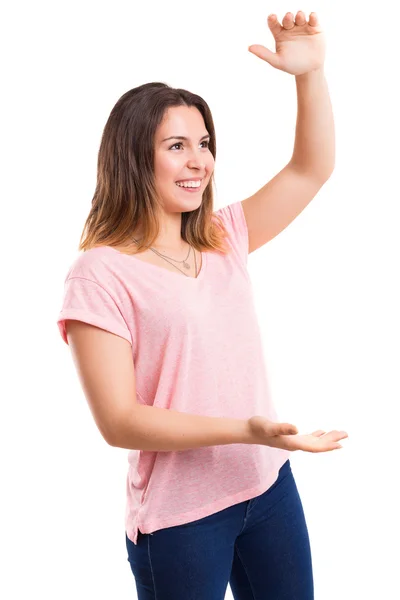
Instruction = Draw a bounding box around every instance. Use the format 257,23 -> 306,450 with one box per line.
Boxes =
78,82 -> 231,255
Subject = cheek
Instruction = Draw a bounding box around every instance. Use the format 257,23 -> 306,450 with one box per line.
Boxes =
207,156 -> 215,174
154,154 -> 179,178
155,152 -> 215,181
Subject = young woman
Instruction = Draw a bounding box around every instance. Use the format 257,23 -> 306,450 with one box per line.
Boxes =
57,11 -> 347,600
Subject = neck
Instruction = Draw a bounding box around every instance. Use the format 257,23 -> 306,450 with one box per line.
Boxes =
134,211 -> 185,253
131,232 -> 189,254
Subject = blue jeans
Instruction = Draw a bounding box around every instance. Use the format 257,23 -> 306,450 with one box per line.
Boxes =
125,459 -> 313,599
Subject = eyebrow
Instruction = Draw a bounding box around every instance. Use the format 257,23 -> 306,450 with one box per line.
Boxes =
161,134 -> 210,143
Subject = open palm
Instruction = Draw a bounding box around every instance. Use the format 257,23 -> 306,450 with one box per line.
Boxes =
273,429 -> 348,452
248,11 -> 326,76
248,416 -> 348,453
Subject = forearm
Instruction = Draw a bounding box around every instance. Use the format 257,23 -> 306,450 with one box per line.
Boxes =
289,67 -> 335,178
110,404 -> 252,451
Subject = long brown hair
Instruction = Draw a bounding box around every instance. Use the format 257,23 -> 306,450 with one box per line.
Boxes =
78,82 -> 231,255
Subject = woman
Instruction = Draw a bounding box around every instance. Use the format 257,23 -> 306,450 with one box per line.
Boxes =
57,10 -> 347,600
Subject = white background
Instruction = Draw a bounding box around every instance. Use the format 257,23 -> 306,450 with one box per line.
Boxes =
2,1 -> 399,598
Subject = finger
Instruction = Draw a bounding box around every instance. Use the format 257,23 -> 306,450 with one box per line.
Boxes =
314,443 -> 343,453
267,14 -> 282,37
295,11 -> 307,26
287,434 -> 345,453
308,12 -> 319,27
247,44 -> 281,70
311,430 -> 326,437
308,440 -> 343,453
282,12 -> 295,29
324,442 -> 343,451
322,430 -> 349,442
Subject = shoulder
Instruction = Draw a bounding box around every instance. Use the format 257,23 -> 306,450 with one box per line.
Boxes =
64,246 -> 119,283
213,201 -> 245,226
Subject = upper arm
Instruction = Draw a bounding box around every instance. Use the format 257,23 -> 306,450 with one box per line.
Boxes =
65,319 -> 138,446
241,164 -> 328,253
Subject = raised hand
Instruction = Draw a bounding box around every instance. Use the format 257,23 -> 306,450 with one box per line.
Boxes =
248,11 -> 326,76
248,415 -> 348,453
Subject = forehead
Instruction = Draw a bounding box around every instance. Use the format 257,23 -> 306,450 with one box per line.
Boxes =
157,105 -> 207,137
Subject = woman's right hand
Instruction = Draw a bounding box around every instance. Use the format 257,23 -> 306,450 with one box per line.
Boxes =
247,415 -> 348,452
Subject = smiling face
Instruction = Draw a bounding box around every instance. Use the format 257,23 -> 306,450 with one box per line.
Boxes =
153,105 -> 215,214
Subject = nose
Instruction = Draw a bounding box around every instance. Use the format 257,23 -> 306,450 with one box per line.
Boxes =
187,154 -> 206,170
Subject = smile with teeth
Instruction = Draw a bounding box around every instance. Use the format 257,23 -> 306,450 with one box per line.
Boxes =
175,180 -> 202,189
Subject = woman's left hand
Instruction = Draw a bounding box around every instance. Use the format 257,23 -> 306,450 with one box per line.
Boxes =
248,11 -> 326,76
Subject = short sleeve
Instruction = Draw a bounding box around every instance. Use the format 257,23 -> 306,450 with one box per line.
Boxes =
213,200 -> 249,265
57,276 -> 132,346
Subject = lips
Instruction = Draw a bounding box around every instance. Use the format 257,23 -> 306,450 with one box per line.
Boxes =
175,179 -> 203,184
176,184 -> 201,192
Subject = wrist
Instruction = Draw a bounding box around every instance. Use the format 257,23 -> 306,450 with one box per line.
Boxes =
295,65 -> 325,83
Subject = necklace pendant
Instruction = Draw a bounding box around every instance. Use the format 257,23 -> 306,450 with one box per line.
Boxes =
183,261 -> 190,269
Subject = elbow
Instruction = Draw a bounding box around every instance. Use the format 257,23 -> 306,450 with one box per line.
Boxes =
97,421 -> 119,447
103,420 -> 128,449
104,426 -> 120,447
324,164 -> 335,182
312,166 -> 335,188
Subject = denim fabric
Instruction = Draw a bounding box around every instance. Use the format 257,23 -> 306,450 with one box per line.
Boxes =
125,459 -> 313,599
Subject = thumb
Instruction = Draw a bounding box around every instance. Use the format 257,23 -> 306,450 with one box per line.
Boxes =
248,416 -> 298,438
272,422 -> 298,436
248,45 -> 281,70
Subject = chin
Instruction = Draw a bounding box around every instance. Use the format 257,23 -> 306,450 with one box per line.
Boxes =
171,190 -> 203,208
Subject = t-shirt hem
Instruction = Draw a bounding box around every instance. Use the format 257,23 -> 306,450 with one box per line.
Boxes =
126,456 -> 289,545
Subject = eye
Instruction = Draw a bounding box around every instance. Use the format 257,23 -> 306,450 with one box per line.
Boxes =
170,140 -> 210,150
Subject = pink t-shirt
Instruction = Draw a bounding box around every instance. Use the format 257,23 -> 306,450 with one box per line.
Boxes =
57,200 -> 290,545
